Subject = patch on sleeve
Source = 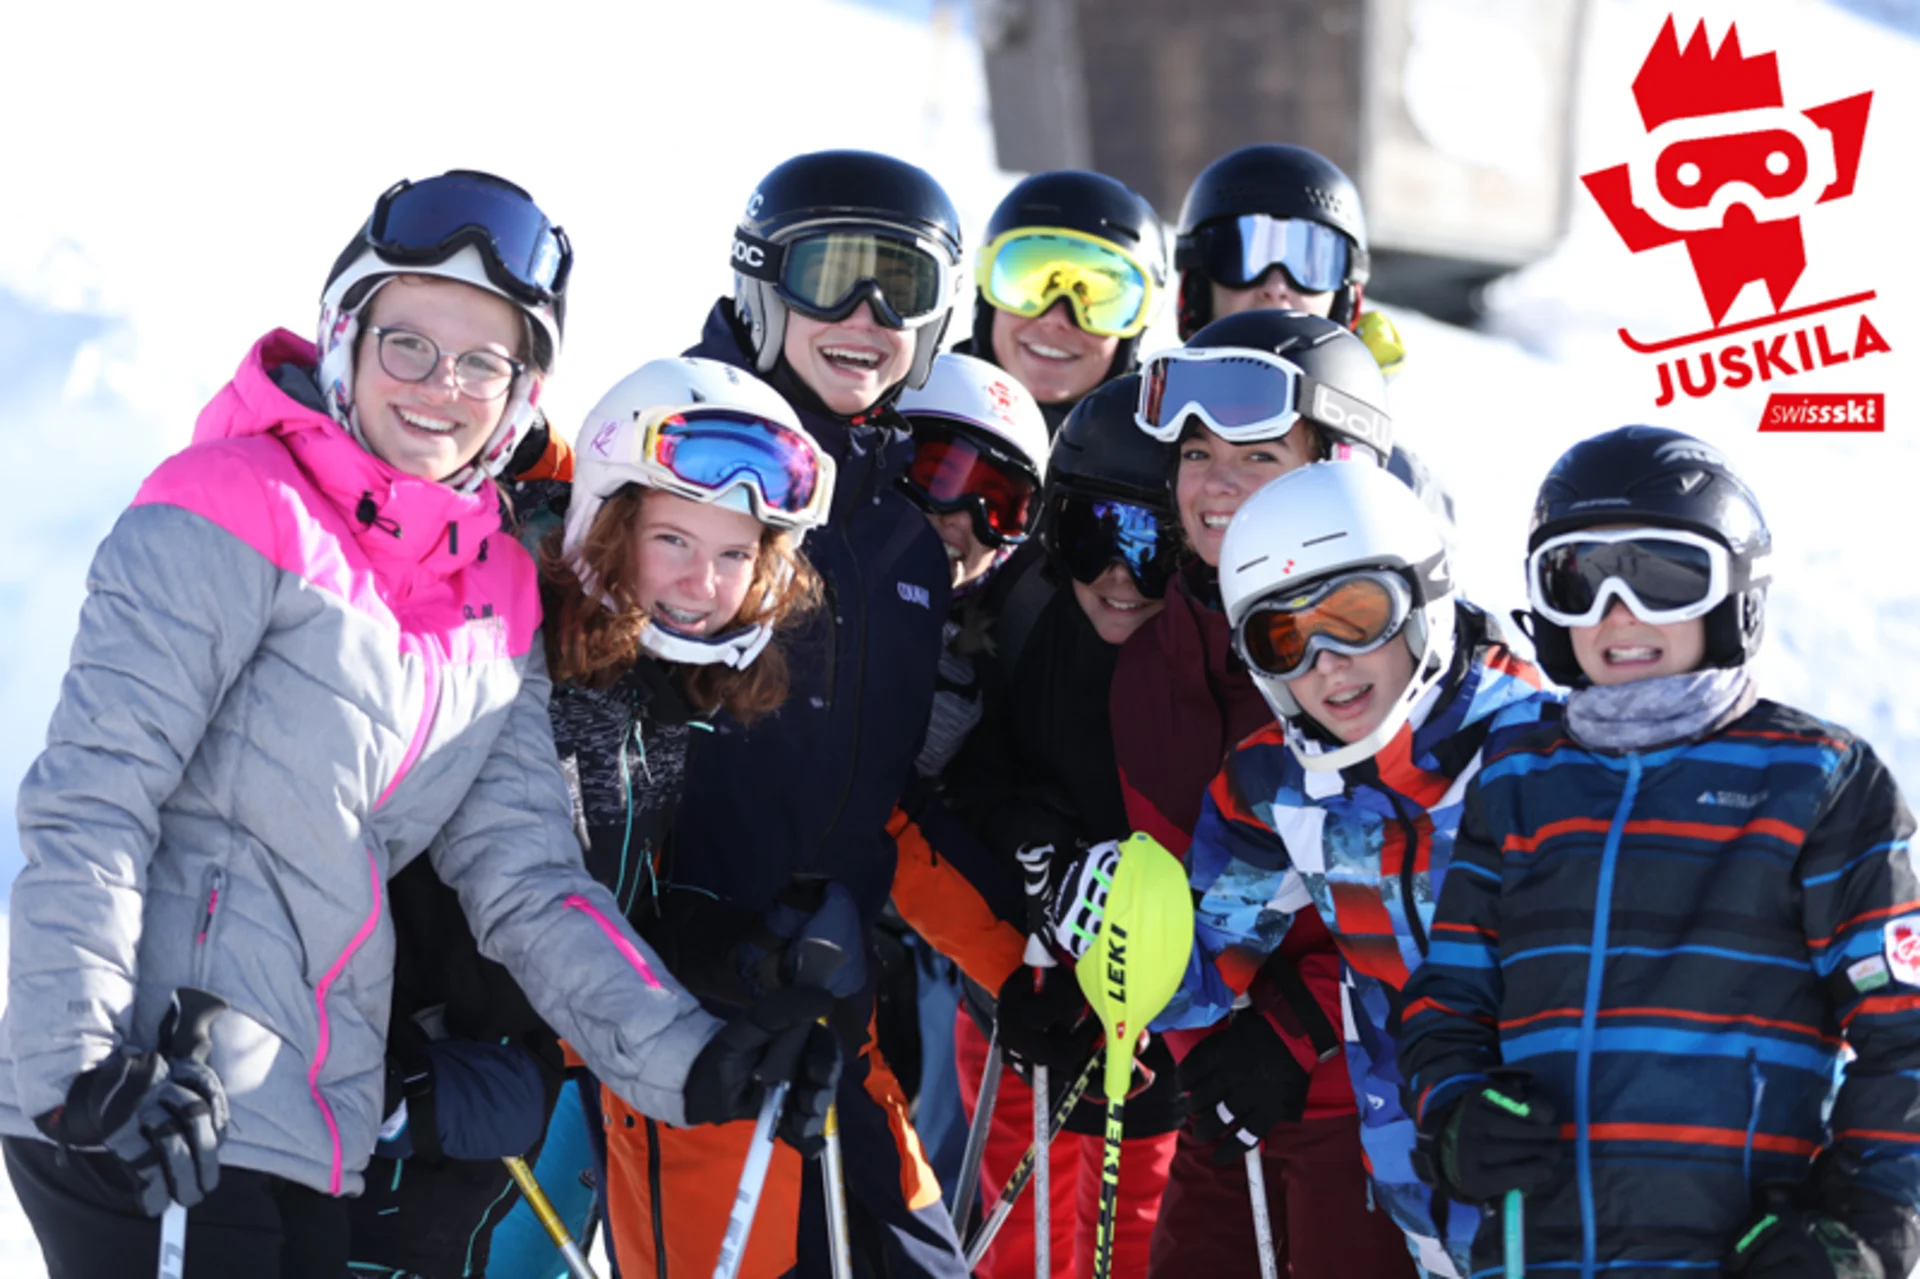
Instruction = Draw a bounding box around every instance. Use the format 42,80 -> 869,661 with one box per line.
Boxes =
1848,954 -> 1891,993
1882,916 -> 1920,986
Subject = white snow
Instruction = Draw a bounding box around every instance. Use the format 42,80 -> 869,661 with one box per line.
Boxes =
0,0 -> 1914,1272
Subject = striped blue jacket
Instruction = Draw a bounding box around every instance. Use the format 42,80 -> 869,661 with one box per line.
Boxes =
1153,609 -> 1555,1275
1398,699 -> 1920,1278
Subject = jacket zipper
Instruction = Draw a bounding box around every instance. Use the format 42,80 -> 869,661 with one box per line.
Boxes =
647,1117 -> 670,1279
193,867 -> 228,983
811,484 -> 869,873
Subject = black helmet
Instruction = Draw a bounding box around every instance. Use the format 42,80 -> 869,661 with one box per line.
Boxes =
1042,374 -> 1181,597
971,170 -> 1170,389
1526,426 -> 1772,685
730,150 -> 963,393
1174,144 -> 1370,336
1180,309 -> 1391,463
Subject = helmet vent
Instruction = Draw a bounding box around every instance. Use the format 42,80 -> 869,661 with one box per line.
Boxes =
1302,531 -> 1348,547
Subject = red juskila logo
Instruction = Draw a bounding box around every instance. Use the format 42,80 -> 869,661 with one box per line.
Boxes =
1580,18 -> 1891,414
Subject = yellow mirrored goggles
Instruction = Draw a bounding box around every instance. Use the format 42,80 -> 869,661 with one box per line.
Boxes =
974,226 -> 1160,340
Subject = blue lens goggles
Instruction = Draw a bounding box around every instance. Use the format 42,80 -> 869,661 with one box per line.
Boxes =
368,170 -> 572,307
1181,214 -> 1352,294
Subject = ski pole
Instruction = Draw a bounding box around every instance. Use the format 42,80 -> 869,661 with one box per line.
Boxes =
1504,1188 -> 1524,1279
821,1100 -> 853,1279
1075,835 -> 1194,1279
157,988 -> 227,1279
963,1053 -> 1099,1268
503,1155 -> 601,1279
1016,843 -> 1056,1279
1230,993 -> 1278,1279
949,1027 -> 1001,1232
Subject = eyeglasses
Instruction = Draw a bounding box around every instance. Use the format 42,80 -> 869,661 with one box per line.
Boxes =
1041,488 -> 1178,599
974,227 -> 1158,339
636,406 -> 833,531
1234,570 -> 1412,680
365,327 -> 524,401
732,224 -> 956,330
365,170 -> 571,308
1137,347 -> 1389,457
899,418 -> 1039,547
1527,527 -> 1741,628
1177,215 -> 1354,294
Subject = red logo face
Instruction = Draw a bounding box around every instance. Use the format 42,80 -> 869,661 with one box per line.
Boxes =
1892,921 -> 1920,969
1580,17 -> 1891,415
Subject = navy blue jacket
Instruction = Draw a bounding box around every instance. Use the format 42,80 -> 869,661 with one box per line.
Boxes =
1399,698 -> 1920,1277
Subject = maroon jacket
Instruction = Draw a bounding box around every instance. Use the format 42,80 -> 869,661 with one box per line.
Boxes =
1109,569 -> 1355,1119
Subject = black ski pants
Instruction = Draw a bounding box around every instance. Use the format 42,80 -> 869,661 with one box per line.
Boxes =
4,1135 -> 350,1279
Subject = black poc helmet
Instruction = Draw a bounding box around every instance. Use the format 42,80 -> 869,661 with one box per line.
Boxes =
1526,426 -> 1772,686
730,150 -> 963,392
1175,144 -> 1370,337
1182,309 -> 1392,464
971,170 -> 1170,385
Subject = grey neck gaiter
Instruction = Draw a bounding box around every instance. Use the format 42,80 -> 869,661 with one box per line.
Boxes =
1566,666 -> 1758,752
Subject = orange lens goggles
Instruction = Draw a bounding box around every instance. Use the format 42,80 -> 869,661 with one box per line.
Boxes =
1236,571 -> 1410,679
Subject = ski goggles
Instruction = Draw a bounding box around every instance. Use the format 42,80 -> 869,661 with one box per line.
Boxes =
1526,527 -> 1745,628
732,224 -> 955,329
1137,347 -> 1391,455
974,227 -> 1158,339
1626,107 -> 1838,234
1235,569 -> 1414,679
899,419 -> 1040,547
1177,215 -> 1355,294
636,406 -> 834,532
1041,489 -> 1178,598
366,171 -> 572,308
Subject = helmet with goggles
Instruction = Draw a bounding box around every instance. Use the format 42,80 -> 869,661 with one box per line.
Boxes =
971,170 -> 1169,381
1139,310 -> 1392,465
1175,144 -> 1370,336
565,357 -> 835,669
1220,461 -> 1456,772
318,169 -> 572,494
1526,425 -> 1771,686
895,353 -> 1049,549
730,150 -> 963,397
1043,375 -> 1181,600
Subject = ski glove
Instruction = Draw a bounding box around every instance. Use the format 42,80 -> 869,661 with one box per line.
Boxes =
995,962 -> 1099,1076
1417,1071 -> 1562,1205
1179,1012 -> 1312,1165
36,990 -> 229,1216
684,985 -> 843,1157
1727,1187 -> 1887,1279
736,879 -> 869,1001
1041,839 -> 1122,962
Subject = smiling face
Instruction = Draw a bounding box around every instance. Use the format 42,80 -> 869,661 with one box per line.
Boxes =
929,508 -> 998,589
352,276 -> 526,482
781,301 -> 915,416
1071,561 -> 1163,645
1209,267 -> 1336,322
1175,422 -> 1320,566
1288,633 -> 1417,743
629,490 -> 766,637
989,299 -> 1120,406
1569,598 -> 1708,687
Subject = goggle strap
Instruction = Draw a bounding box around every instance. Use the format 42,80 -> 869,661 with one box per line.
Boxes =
730,230 -> 783,283
1297,376 -> 1391,455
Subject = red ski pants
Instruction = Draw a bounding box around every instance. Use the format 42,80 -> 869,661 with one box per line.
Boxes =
956,1010 -> 1177,1279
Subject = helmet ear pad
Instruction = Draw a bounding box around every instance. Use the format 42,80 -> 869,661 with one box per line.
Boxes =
733,273 -> 787,377
1527,612 -> 1586,687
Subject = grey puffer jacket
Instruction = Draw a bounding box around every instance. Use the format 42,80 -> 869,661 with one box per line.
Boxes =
2,330 -> 722,1196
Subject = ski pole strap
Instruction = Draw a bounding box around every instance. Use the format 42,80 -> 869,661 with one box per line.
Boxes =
1257,951 -> 1341,1062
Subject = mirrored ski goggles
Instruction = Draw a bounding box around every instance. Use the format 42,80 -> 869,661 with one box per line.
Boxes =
1178,215 -> 1354,294
1137,347 -> 1389,454
1041,489 -> 1178,599
1235,570 -> 1413,680
638,406 -> 834,531
1627,108 -> 1839,234
732,225 -> 955,329
899,419 -> 1040,547
367,171 -> 572,307
975,227 -> 1158,339
1526,527 -> 1744,628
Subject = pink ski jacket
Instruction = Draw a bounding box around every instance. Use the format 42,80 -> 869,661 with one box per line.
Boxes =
2,330 -> 721,1196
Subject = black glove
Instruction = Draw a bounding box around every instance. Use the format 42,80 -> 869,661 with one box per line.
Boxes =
1417,1071 -> 1562,1205
735,879 -> 869,1001
37,989 -> 229,1216
1726,1186 -> 1886,1279
1180,1012 -> 1312,1165
684,985 -> 843,1157
994,963 -> 1098,1076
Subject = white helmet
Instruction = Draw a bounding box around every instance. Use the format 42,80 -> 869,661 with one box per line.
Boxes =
316,171 -> 570,495
896,352 -> 1050,485
1219,462 -> 1457,772
565,357 -> 835,669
